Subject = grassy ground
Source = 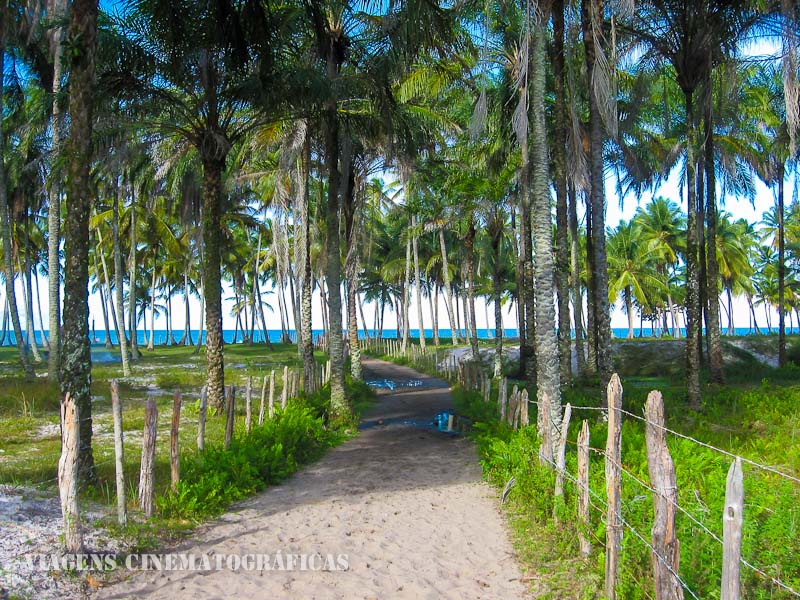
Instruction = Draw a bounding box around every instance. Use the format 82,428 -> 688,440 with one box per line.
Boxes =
0,342 -> 354,549
373,335 -> 800,599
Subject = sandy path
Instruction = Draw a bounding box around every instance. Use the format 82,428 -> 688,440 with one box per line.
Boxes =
97,358 -> 528,599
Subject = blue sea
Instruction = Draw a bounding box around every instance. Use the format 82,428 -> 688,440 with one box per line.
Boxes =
2,326 -> 797,347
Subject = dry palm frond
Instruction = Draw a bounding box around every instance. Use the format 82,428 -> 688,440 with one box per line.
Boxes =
591,4 -> 619,140
783,0 -> 799,155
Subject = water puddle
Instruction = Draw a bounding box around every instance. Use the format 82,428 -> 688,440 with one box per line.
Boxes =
359,411 -> 467,434
366,379 -> 426,390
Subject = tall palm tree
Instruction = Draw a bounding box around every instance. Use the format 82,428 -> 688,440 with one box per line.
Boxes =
60,0 -> 99,483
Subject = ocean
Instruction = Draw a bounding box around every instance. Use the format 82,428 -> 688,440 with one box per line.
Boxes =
1,326 -> 797,347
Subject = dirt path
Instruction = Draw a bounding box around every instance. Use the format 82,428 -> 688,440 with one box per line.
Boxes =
97,358 -> 529,599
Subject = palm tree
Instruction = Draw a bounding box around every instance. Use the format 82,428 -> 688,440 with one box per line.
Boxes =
60,0 -> 99,483
108,0 -> 285,410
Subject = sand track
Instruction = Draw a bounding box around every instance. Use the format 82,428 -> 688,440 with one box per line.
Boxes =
97,358 -> 528,599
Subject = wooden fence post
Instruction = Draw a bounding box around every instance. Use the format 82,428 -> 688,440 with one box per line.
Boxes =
58,393 -> 83,551
110,380 -> 127,525
170,391 -> 182,492
554,402 -> 573,517
139,398 -> 158,518
722,457 -> 744,600
245,376 -> 253,433
281,365 -> 289,409
259,375 -> 268,425
539,392 -> 552,464
577,419 -> 591,557
197,386 -> 207,451
268,369 -> 276,419
520,388 -> 529,427
605,374 -> 623,600
645,390 -> 683,600
224,385 -> 235,449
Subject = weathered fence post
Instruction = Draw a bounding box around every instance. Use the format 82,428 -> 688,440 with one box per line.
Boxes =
197,386 -> 207,451
170,391 -> 182,492
139,398 -> 158,518
645,390 -> 683,600
577,419 -> 591,557
58,393 -> 83,551
268,369 -> 276,419
605,374 -> 623,600
281,365 -> 289,409
520,388 -> 529,427
539,391 -> 552,464
259,375 -> 268,425
245,376 -> 253,433
224,385 -> 235,449
110,380 -> 127,525
554,402 -> 573,519
722,457 -> 744,600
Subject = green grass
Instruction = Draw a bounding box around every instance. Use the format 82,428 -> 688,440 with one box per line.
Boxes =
0,341 -> 376,555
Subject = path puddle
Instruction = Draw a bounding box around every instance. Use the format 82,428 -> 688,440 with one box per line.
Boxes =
359,411 -> 464,434
366,379 -> 426,390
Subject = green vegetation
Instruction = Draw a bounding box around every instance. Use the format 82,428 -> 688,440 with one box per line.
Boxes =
449,362 -> 800,599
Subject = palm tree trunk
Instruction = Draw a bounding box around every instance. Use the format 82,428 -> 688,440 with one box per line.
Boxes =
95,231 -> 116,348
182,270 -> 190,345
569,184 -> 585,373
147,260 -> 156,350
412,215 -> 426,351
438,229 -> 458,346
747,294 -> 761,335
91,246 -> 112,348
625,288 -> 634,339
323,79 -> 349,421
430,286 -> 439,346
777,164 -> 786,366
166,286 -> 172,346
60,0 -> 99,485
491,222 -> 504,377
553,0 -> 572,383
465,218 -> 479,359
684,89 -> 702,408
531,19 -> 561,453
582,0 -> 612,399
343,162 -> 361,380
128,193 -> 140,360
300,135 -> 313,380
46,7 -> 66,382
0,298 -> 8,345
727,287 -> 735,336
193,275 -> 204,354
703,93 -> 723,381
23,248 -> 42,362
201,157 -> 226,411
113,181 -> 130,374
34,268 -> 49,350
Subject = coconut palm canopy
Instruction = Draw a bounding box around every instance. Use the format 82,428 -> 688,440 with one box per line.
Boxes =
0,0 -> 798,473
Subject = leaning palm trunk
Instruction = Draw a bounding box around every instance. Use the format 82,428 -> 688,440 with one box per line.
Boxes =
581,0 -> 612,399
531,20 -> 562,459
21,252 -> 43,362
128,194 -> 140,360
412,216 -> 426,351
703,92 -> 723,382
112,185 -> 131,374
46,5 -> 66,382
438,229 -> 459,346
202,158 -> 226,412
0,22 -> 33,379
60,0 -> 99,484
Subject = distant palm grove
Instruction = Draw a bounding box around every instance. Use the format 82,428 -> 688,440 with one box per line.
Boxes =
1,0 -> 798,479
